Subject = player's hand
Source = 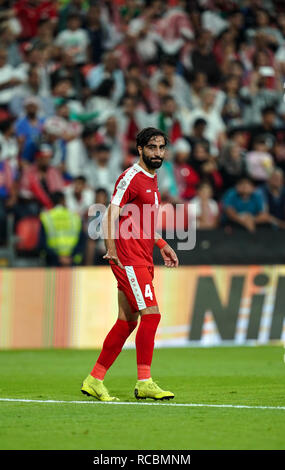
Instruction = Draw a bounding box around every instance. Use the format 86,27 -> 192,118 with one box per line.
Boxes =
103,250 -> 125,270
160,244 -> 179,268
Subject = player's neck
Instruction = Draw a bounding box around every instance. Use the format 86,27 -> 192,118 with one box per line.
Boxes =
137,159 -> 156,176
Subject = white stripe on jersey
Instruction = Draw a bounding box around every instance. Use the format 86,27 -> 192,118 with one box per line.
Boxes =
111,163 -> 156,207
111,165 -> 139,207
125,266 -> 146,311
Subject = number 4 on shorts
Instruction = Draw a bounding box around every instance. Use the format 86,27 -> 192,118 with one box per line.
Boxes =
144,284 -> 153,300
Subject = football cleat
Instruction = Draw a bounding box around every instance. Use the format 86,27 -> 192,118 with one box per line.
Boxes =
81,374 -> 119,401
134,378 -> 174,401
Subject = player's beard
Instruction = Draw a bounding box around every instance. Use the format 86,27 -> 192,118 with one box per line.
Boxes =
142,150 -> 163,170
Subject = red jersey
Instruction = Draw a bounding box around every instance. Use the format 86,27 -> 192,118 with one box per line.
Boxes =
14,1 -> 58,40
110,163 -> 161,267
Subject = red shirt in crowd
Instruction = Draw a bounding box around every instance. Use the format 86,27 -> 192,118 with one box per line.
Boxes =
14,0 -> 58,40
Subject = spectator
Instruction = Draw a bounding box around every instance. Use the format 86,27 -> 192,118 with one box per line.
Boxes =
249,8 -> 284,49
156,147 -> 180,203
187,71 -> 208,110
86,78 -> 116,125
259,168 -> 285,229
185,117 -> 210,152
39,190 -> 85,267
84,143 -> 118,197
275,12 -> 285,76
13,0 -> 58,41
152,95 -> 183,144
118,95 -> 148,162
276,11 -> 285,41
17,114 -> 68,168
120,0 -> 142,26
31,16 -> 54,49
248,105 -> 285,151
213,28 -> 239,78
219,140 -> 247,191
228,59 -> 246,86
201,4 -> 228,38
0,159 -> 16,243
18,144 -> 65,216
221,74 -> 245,127
80,127 -> 96,163
85,187 -> 109,266
227,9 -> 246,49
87,51 -> 125,104
0,47 -> 25,109
50,50 -> 87,101
95,114 -> 124,175
186,29 -> 221,86
86,3 -> 119,65
51,77 -> 81,107
58,0 -> 87,33
41,116 -> 69,172
272,140 -> 285,174
189,181 -> 220,229
116,31 -> 144,73
190,140 -> 223,199
64,175 -> 95,219
185,87 -> 226,151
150,55 -> 190,109
154,0 -> 193,58
128,0 -> 165,64
9,65 -> 54,118
173,138 -> 199,200
14,96 -> 45,163
222,176 -> 268,232
21,43 -> 52,97
52,107 -> 87,179
246,136 -> 274,184
123,76 -> 151,113
241,55 -> 283,124
0,117 -> 19,172
149,77 -> 171,112
55,13 -> 90,66
0,22 -> 22,67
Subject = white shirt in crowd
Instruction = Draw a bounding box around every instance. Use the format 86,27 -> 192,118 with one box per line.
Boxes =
84,161 -> 118,198
55,28 -> 90,64
64,184 -> 95,218
184,107 -> 226,146
188,196 -> 219,228
0,133 -> 19,171
65,138 -> 89,179
0,64 -> 25,105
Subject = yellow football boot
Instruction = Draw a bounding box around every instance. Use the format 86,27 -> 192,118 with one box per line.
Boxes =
81,375 -> 119,402
134,378 -> 174,401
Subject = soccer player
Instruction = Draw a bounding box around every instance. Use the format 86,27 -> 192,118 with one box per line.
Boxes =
81,127 -> 179,401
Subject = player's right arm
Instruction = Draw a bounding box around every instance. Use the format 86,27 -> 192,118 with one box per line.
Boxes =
102,203 -> 124,269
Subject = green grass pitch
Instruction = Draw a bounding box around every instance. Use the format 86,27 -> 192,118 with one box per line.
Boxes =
0,346 -> 284,450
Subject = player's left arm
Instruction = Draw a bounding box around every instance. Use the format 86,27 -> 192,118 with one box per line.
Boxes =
155,233 -> 179,268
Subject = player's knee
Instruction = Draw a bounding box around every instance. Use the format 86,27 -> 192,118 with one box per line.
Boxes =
140,310 -> 161,330
141,305 -> 160,316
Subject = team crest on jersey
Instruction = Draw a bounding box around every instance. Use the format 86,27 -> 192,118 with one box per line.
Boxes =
118,180 -> 127,190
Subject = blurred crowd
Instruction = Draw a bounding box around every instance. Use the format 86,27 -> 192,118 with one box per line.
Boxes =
0,0 -> 285,265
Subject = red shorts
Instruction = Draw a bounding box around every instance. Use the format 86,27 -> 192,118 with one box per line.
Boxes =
110,264 -> 158,313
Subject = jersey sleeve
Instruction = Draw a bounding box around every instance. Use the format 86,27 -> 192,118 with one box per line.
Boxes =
111,169 -> 138,208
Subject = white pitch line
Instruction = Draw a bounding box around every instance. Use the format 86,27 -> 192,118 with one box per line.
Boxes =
0,398 -> 285,411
